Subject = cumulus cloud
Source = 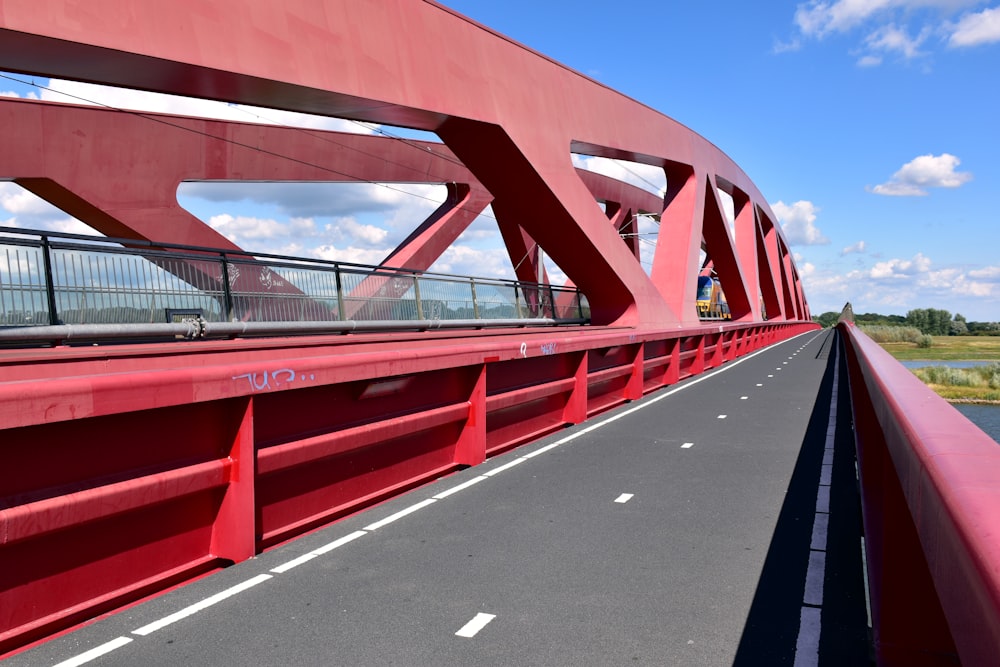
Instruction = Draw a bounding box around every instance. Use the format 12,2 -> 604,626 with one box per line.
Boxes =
869,153 -> 972,196
842,240 -> 867,255
771,200 -> 830,245
948,6 -> 1000,46
800,250 -> 1000,318
788,0 -> 990,63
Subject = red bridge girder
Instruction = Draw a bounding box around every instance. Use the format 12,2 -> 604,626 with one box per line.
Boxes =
0,0 -> 809,326
0,1 -> 820,656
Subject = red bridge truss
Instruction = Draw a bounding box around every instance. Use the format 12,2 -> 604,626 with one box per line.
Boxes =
0,0 -> 817,655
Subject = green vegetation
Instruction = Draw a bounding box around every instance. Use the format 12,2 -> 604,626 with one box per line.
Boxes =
813,307 -> 999,336
880,336 -> 1000,361
911,363 -> 1000,403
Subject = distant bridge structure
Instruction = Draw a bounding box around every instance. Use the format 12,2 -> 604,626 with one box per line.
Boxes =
14,3 -> 1000,666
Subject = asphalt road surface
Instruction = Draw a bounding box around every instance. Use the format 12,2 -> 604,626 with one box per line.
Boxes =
10,329 -> 869,666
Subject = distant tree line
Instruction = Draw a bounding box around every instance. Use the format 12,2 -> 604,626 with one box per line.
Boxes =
813,308 -> 1000,335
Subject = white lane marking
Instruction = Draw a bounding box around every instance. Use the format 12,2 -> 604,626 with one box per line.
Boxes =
311,530 -> 368,556
768,374 -> 774,378
803,550 -> 826,606
816,485 -> 831,513
364,498 -> 437,531
794,606 -> 822,667
756,383 -> 763,387
682,442 -> 694,449
718,414 -> 727,419
483,457 -> 527,476
271,552 -> 319,574
521,441 -> 562,459
614,493 -> 634,503
433,475 -> 488,499
456,612 -> 496,638
810,513 -> 829,551
132,574 -> 273,636
740,396 -> 748,400
819,464 -> 833,486
51,637 -> 133,667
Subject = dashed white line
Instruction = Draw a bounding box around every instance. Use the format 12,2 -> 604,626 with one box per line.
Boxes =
132,574 -> 273,636
51,637 -> 133,667
682,442 -> 694,449
756,383 -> 763,387
614,493 -> 634,503
455,612 -> 496,638
718,414 -> 727,419
794,607 -> 822,667
740,396 -> 748,400
363,498 -> 437,531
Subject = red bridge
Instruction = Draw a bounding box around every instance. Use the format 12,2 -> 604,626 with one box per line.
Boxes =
1,3 -> 998,665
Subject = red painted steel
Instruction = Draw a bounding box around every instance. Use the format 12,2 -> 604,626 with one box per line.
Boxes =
0,0 -> 808,327
0,0 -> 820,654
841,323 -> 1000,666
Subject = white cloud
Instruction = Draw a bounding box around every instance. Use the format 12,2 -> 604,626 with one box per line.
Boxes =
771,200 -> 830,245
571,155 -> 666,197
842,240 -> 867,255
789,0 -> 988,62
864,23 -> 930,58
869,153 -> 972,196
799,250 -> 1000,319
948,6 -> 1000,46
427,246 -> 515,280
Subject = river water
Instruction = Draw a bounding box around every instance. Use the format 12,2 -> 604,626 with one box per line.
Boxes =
899,360 -> 999,444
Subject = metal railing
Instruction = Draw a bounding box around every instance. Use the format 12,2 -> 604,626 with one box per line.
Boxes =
0,227 -> 588,341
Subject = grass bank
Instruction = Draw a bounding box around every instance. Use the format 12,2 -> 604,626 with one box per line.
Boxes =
879,335 -> 1000,361
870,334 -> 1000,403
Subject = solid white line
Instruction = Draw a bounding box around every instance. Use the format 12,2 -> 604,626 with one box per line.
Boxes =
682,442 -> 694,449
483,457 -> 527,476
521,441 -> 563,459
51,637 -> 133,667
794,606 -> 822,667
433,475 -> 488,499
270,552 -> 319,574
455,612 -> 496,638
614,493 -> 634,503
132,574 -> 273,636
311,529 -> 368,556
363,498 -> 437,531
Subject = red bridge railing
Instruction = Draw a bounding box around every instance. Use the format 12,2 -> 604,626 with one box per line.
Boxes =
840,322 -> 1000,666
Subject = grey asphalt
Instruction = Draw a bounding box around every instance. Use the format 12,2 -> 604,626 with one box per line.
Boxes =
8,329 -> 869,666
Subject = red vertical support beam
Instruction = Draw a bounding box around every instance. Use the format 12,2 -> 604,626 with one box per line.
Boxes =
563,352 -> 588,424
455,365 -> 487,467
625,343 -> 644,400
210,397 -> 256,562
732,188 -> 761,321
702,180 -> 752,322
651,163 -> 702,325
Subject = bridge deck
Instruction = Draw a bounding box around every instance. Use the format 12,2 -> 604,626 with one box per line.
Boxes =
10,331 -> 869,666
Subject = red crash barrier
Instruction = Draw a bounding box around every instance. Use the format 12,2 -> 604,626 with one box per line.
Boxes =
840,322 -> 1000,666
0,322 -> 815,655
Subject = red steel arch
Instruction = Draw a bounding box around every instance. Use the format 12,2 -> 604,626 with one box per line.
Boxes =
0,2 -> 820,655
0,0 -> 809,326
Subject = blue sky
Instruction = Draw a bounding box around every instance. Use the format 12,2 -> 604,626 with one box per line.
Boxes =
2,0 -> 999,320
